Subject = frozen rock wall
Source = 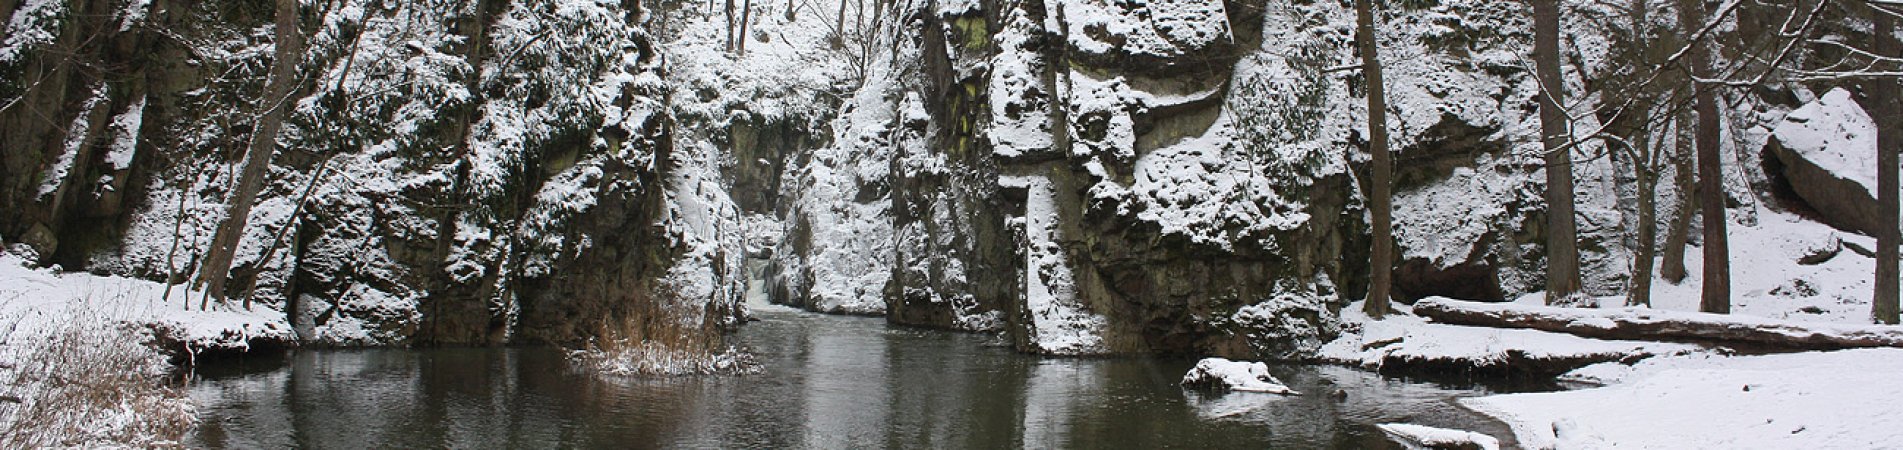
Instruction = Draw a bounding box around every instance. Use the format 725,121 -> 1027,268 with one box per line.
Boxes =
0,0 -> 747,348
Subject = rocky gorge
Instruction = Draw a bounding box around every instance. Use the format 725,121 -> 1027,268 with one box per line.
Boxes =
0,0 -> 1887,364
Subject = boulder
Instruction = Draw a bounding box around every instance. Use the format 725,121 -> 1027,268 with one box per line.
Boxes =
1766,88 -> 1895,237
1377,423 -> 1501,450
1180,357 -> 1299,395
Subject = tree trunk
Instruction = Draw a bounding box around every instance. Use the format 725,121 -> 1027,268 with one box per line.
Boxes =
0,0 -> 18,36
195,0 -> 302,308
1533,0 -> 1582,304
1629,130 -> 1658,307
1621,0 -> 1655,308
737,0 -> 753,55
855,0 -> 866,38
1679,0 -> 1728,314
724,0 -> 735,52
1661,114 -> 1695,283
833,0 -> 848,49
1356,0 -> 1392,318
1872,7 -> 1901,325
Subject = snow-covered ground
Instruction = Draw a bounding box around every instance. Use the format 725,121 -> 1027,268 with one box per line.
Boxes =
0,251 -> 287,446
1467,348 -> 1903,449
1321,199 -> 1902,448
1506,209 -> 1883,324
1320,301 -> 1702,374
0,253 -> 291,355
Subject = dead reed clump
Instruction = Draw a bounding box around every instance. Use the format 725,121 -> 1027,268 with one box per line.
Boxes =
0,306 -> 197,448
567,282 -> 757,377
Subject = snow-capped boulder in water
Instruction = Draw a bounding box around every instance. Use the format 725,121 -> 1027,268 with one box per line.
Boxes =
1181,358 -> 1299,395
1376,423 -> 1500,450
1766,88 -> 1895,237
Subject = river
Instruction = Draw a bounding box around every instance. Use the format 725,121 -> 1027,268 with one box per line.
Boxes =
186,302 -> 1522,448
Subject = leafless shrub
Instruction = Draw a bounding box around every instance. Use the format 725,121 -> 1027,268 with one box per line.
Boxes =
0,302 -> 196,448
567,280 -> 757,377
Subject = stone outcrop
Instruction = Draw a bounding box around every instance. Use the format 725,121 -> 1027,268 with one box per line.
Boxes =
766,0 -> 1652,359
1765,88 -> 1893,238
0,0 -> 745,348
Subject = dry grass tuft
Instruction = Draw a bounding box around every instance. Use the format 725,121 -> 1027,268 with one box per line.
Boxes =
567,280 -> 757,377
0,304 -> 196,448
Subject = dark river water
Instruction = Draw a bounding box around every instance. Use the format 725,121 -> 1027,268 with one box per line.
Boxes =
186,304 -> 1521,449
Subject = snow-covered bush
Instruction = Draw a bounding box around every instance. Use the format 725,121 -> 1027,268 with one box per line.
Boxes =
0,302 -> 194,448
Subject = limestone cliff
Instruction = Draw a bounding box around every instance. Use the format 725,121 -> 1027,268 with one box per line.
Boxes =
0,0 -> 746,347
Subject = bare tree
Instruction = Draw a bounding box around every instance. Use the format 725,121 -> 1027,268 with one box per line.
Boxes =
1533,0 -> 1584,304
737,0 -> 754,55
194,0 -> 303,308
1357,0 -> 1393,318
1660,119 -> 1695,284
1676,0 -> 1729,314
1610,0 -> 1664,307
832,0 -> 848,49
0,0 -> 18,36
1871,4 -> 1900,324
1624,124 -> 1663,307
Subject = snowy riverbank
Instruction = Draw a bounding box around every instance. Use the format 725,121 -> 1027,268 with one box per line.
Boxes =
1467,348 -> 1903,449
1323,298 -> 1903,448
0,253 -> 293,358
0,251 -> 293,446
1315,205 -> 1903,449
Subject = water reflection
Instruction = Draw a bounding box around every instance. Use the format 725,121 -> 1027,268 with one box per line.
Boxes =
189,308 -> 1519,449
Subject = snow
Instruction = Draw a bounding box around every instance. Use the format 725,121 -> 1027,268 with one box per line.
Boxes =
758,2 -> 909,316
0,0 -> 65,62
1377,423 -> 1501,450
37,86 -> 107,199
1421,297 -> 1903,348
1180,357 -> 1298,395
1465,348 -> 1903,449
1319,301 -> 1700,372
0,253 -> 292,356
1057,0 -> 1231,59
1085,105 -> 1313,251
1771,87 -> 1880,195
986,2 -> 1055,160
118,0 -> 152,31
1541,208 -> 1886,325
659,138 -> 749,330
1014,174 -> 1109,355
104,94 -> 145,171
1393,164 -> 1523,268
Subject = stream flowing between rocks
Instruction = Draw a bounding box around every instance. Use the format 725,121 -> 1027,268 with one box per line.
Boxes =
185,303 -> 1528,449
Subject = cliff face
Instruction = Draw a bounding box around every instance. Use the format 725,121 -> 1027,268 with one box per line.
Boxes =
0,0 -> 745,347
4,0 -> 1832,360
769,0 -> 1681,359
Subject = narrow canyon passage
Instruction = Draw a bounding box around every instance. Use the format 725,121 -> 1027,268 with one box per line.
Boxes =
186,302 -> 1522,449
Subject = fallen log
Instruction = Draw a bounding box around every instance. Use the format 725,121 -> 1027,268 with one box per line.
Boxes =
1412,297 -> 1903,350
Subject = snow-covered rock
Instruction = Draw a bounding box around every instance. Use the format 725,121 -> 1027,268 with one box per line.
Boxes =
1377,423 -> 1501,450
1766,87 -> 1894,237
1181,357 -> 1299,395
